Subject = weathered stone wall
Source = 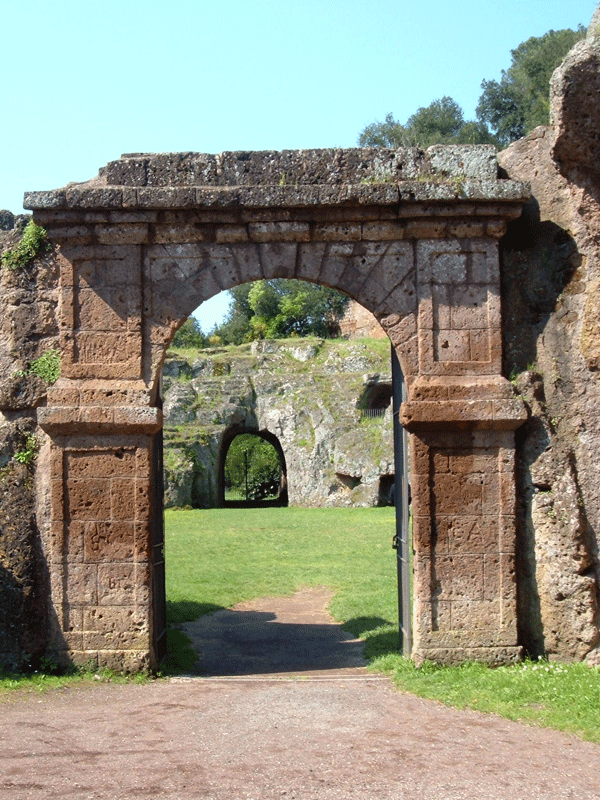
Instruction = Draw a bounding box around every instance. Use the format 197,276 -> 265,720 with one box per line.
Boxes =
162,337 -> 394,508
497,18 -> 600,663
0,214 -> 59,669
339,300 -> 387,339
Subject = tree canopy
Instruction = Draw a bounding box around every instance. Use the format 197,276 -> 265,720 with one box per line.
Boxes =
358,25 -> 585,150
476,26 -> 585,147
171,315 -> 207,349
358,97 -> 495,149
211,279 -> 350,345
224,433 -> 282,500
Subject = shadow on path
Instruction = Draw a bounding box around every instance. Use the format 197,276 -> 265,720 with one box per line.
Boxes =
179,587 -> 368,677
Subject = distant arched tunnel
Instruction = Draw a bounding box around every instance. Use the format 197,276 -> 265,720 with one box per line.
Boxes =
219,427 -> 288,507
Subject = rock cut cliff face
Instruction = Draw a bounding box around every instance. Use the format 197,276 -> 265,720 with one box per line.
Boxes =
0,213 -> 59,669
498,16 -> 600,663
162,337 -> 395,509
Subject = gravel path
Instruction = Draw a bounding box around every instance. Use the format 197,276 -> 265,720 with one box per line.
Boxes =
2,589 -> 599,800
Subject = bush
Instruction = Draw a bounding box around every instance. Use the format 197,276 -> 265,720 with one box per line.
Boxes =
1,220 -> 48,270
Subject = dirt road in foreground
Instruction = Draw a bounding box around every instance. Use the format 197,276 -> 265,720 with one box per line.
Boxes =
1,589 -> 599,800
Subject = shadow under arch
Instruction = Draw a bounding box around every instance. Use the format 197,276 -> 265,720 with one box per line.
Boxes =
218,424 -> 289,508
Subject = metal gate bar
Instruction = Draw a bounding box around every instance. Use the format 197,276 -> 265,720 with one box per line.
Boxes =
151,382 -> 167,666
391,346 -> 411,657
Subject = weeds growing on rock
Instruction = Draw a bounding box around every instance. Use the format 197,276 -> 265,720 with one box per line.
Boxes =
14,349 -> 60,385
1,220 -> 49,270
13,434 -> 39,466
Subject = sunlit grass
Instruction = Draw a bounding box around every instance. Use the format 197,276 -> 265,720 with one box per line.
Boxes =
165,506 -> 397,626
164,506 -> 600,742
371,655 -> 600,743
0,667 -> 149,697
163,506 -> 398,673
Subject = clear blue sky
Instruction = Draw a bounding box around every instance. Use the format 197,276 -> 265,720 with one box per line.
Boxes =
2,0 -> 595,329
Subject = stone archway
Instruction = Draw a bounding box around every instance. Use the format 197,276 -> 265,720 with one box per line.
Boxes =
27,146 -> 528,671
219,426 -> 288,506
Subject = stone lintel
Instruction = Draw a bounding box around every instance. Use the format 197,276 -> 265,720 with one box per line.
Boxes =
107,146 -> 502,186
25,181 -> 528,213
32,203 -> 524,230
24,146 -> 530,215
38,406 -> 162,435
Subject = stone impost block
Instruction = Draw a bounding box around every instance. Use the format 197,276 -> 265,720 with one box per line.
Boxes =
447,221 -> 486,239
312,223 -> 361,241
38,406 -> 162,435
45,226 -> 95,244
96,224 -> 149,245
401,397 -> 526,431
215,225 -> 250,244
249,221 -> 310,242
485,220 -> 507,238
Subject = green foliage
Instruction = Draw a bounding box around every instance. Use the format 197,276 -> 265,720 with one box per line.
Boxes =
13,434 -> 38,465
28,349 -> 60,384
359,25 -> 585,151
1,220 -> 49,270
224,433 -> 282,498
172,317 -> 207,350
212,280 -> 350,344
476,26 -> 585,146
0,662 -> 150,694
359,96 -> 498,149
14,350 -> 60,385
373,655 -> 600,743
358,112 -> 409,147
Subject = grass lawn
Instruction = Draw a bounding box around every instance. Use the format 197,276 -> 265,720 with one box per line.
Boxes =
164,506 -> 399,670
165,506 -> 600,743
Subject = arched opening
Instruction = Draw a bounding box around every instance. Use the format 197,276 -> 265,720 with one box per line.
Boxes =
357,375 -> 393,420
160,281 -> 408,674
220,428 -> 288,507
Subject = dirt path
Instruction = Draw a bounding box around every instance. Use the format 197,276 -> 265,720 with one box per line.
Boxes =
179,587 -> 368,677
2,590 -> 600,800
